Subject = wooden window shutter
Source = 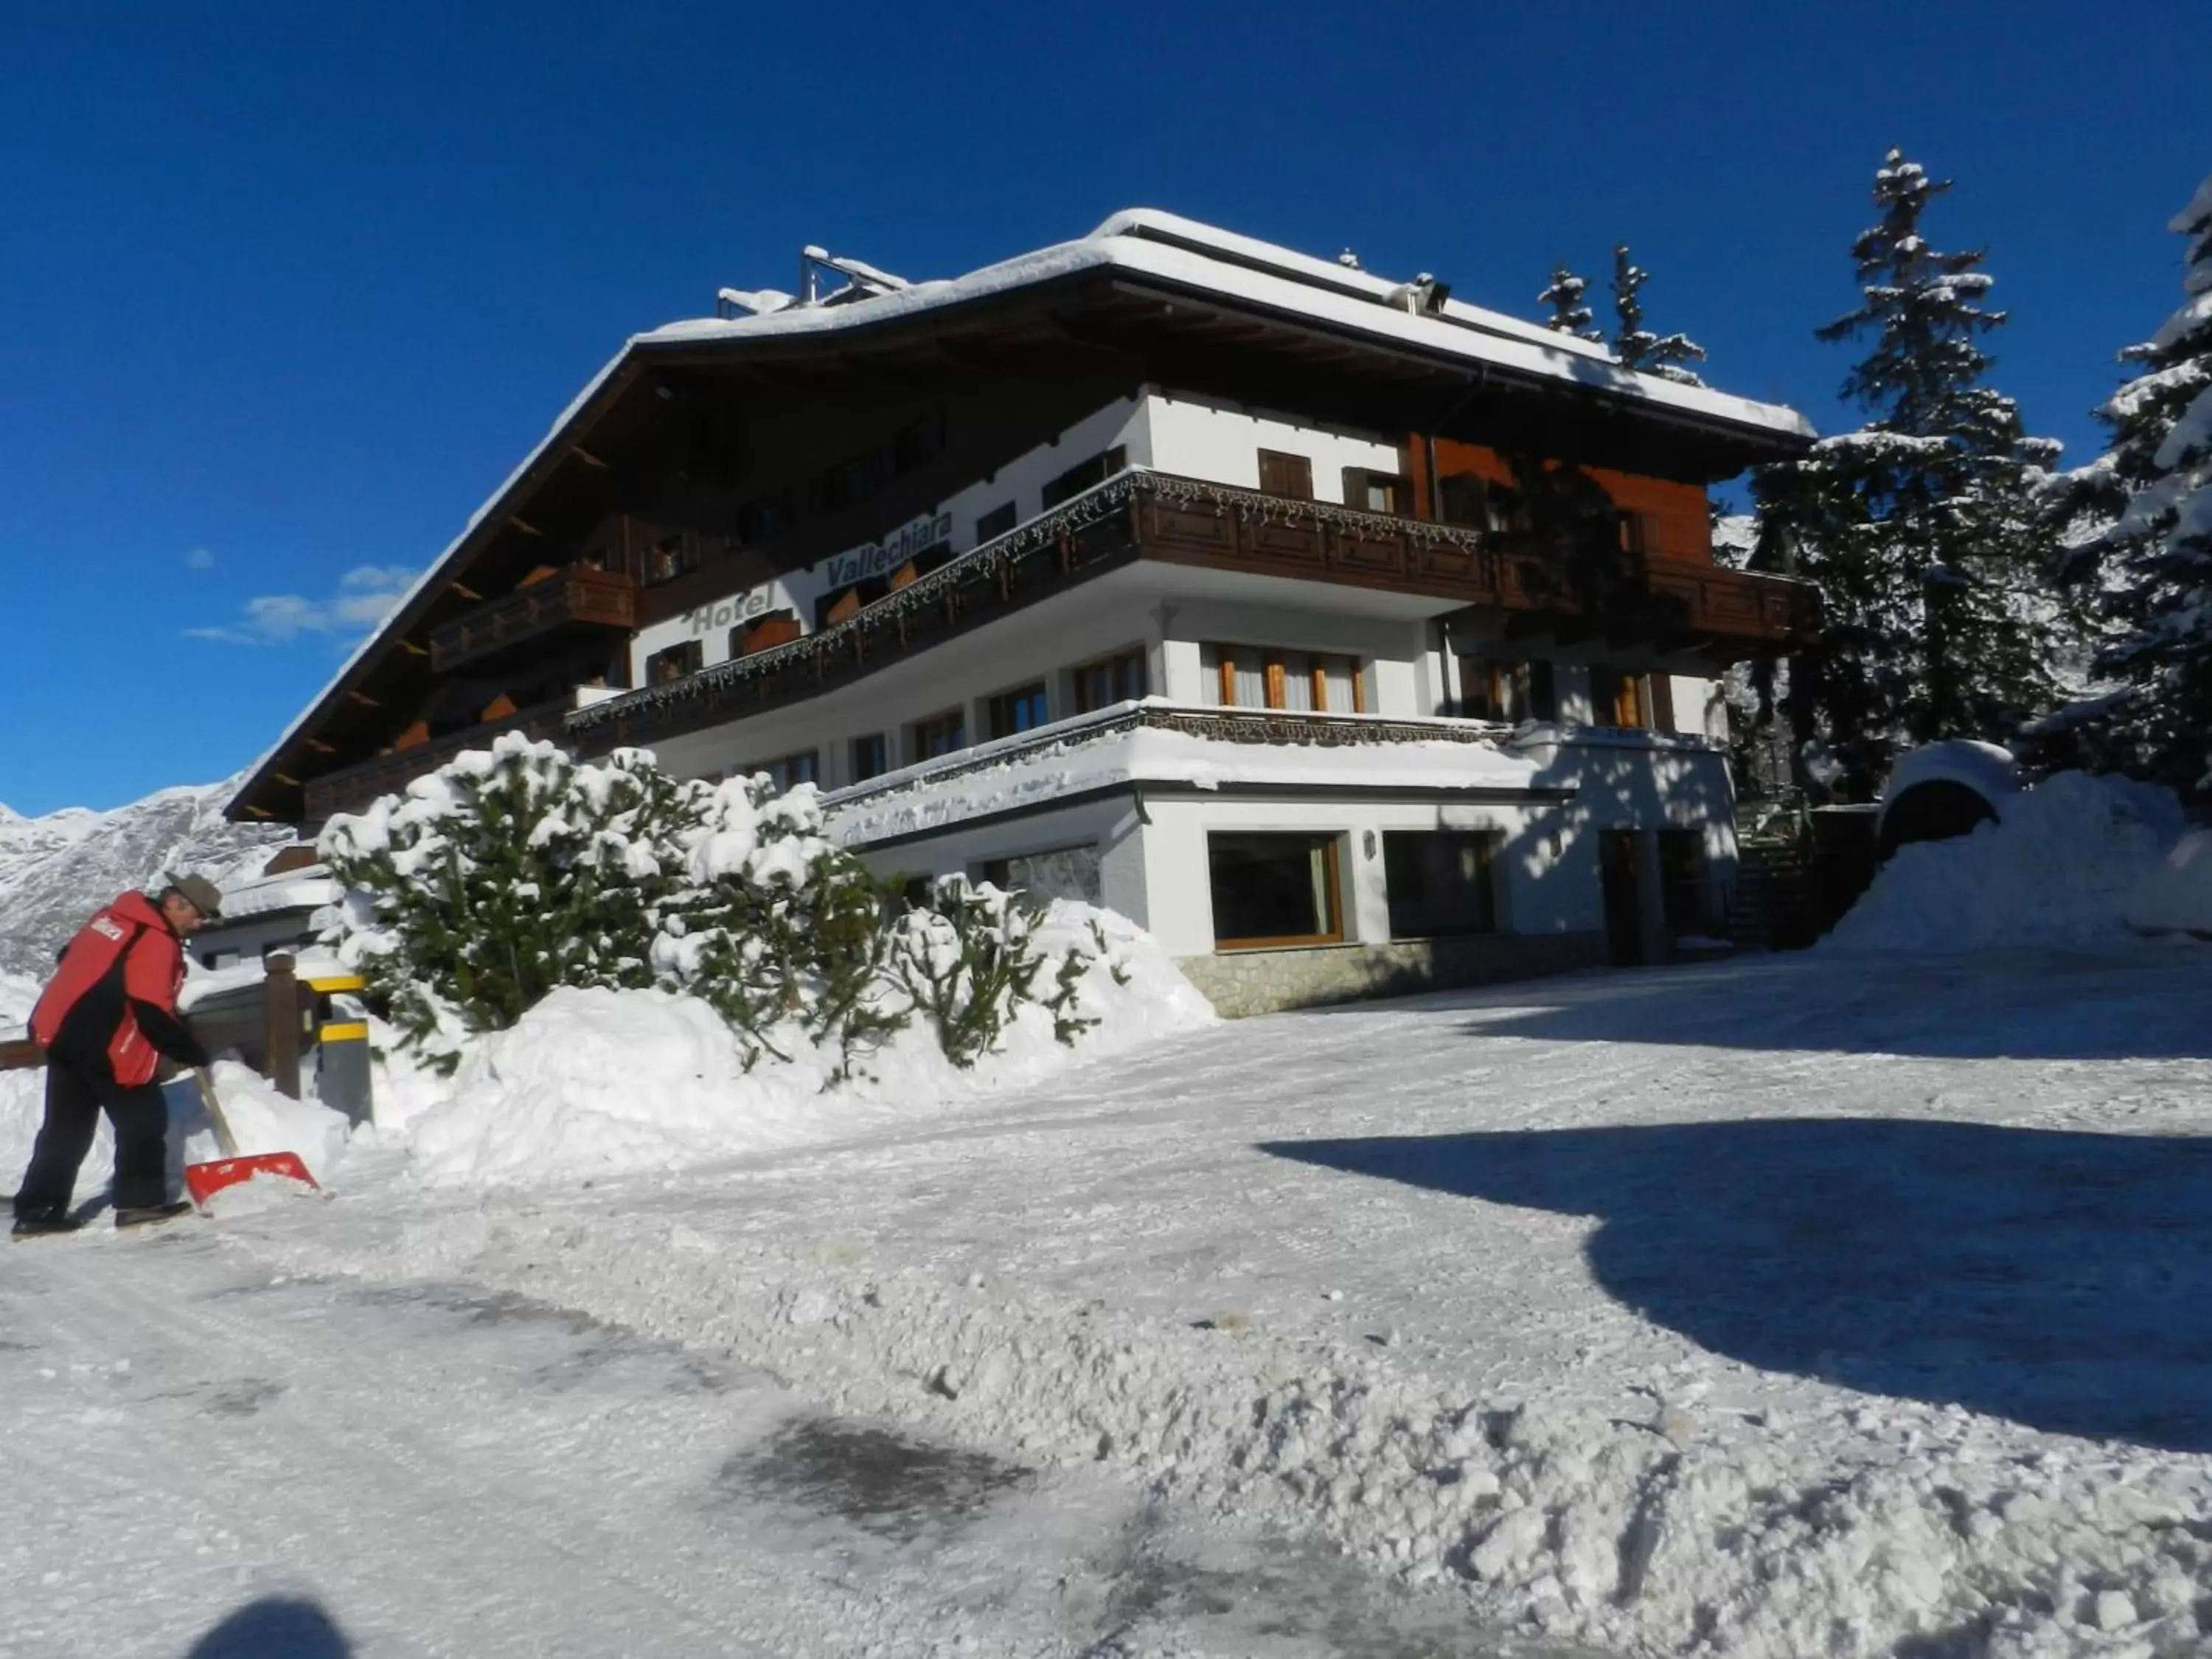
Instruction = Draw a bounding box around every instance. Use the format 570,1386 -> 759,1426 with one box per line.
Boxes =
1264,657 -> 1287,710
1351,659 -> 1367,714
1646,672 -> 1675,732
1259,450 -> 1314,501
1310,659 -> 1329,712
1217,649 -> 1238,708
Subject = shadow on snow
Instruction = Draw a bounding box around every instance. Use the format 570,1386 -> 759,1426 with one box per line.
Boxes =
184,1596 -> 352,1658
1354,947 -> 2212,1062
1260,1117 -> 2212,1452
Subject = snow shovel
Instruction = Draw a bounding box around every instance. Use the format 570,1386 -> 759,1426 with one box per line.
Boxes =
182,1067 -> 320,1208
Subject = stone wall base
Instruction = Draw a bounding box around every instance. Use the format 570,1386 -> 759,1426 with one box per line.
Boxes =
1175,933 -> 1610,1019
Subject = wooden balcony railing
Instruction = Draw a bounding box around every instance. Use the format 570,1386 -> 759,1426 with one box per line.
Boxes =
566,468 -> 1819,752
301,699 -> 569,827
428,564 -> 636,674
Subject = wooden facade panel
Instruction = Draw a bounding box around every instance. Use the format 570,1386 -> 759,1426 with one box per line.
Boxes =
1243,518 -> 1327,567
1325,529 -> 1408,579
1411,538 -> 1487,587
1144,503 -> 1239,557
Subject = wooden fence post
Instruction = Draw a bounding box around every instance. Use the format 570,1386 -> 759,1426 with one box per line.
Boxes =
263,954 -> 302,1100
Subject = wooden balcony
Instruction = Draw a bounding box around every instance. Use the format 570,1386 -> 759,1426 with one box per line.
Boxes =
428,564 -> 636,675
301,699 -> 570,827
568,469 -> 1818,752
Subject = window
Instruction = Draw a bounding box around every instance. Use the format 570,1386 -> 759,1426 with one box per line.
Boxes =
1341,467 -> 1408,516
731,610 -> 801,658
1439,476 -> 1529,534
851,733 -> 889,782
814,579 -> 888,629
1590,667 -> 1672,731
1203,643 -> 1364,712
1072,647 -> 1147,714
1208,833 -> 1343,949
911,709 -> 966,761
1458,657 -> 1556,723
643,535 -> 697,585
1257,450 -> 1314,501
745,751 -> 818,793
891,543 -> 952,589
985,681 -> 1050,740
1617,510 -> 1661,554
644,640 -> 703,684
975,501 -> 1017,542
1040,445 -> 1127,510
976,845 -> 1103,906
1436,473 -> 1488,528
1383,830 -> 1500,939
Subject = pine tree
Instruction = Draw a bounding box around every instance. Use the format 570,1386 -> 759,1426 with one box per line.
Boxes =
2043,174 -> 2212,793
1748,148 -> 2070,799
1610,246 -> 1708,386
1537,263 -> 1602,342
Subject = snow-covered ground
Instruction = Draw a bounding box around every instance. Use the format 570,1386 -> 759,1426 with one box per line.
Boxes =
9,947 -> 2211,1657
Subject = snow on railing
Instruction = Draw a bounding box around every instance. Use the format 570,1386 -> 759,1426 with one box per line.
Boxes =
818,698 -> 1519,811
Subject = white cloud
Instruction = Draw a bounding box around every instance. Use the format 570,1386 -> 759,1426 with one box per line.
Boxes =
182,546 -> 217,572
185,564 -> 417,647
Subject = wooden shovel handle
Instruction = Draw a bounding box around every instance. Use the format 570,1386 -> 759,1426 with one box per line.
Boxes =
192,1068 -> 241,1158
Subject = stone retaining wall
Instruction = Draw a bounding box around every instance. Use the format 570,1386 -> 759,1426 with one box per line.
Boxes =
1175,932 -> 1610,1018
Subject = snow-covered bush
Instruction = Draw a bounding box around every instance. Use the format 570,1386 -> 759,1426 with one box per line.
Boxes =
320,734 -> 1114,1077
321,738 -> 702,1064
652,775 -> 905,1074
887,880 -> 1099,1067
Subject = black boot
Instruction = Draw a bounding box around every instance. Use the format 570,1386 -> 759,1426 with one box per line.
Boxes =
11,1211 -> 84,1239
114,1200 -> 195,1231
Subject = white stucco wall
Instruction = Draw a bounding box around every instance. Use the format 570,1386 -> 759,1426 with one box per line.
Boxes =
1142,394 -> 1401,500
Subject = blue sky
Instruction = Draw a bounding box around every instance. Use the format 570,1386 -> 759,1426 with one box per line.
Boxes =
2,1 -> 2205,815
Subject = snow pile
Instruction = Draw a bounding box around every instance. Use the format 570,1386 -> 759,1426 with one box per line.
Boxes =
400,900 -> 1208,1188
2124,827 -> 2212,935
173,1060 -> 352,1184
1830,770 -> 2183,951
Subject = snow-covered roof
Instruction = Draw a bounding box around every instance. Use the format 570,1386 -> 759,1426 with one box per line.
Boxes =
239,208 -> 1815,819
641,209 -> 1813,442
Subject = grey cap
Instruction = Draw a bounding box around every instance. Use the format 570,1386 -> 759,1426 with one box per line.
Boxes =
165,872 -> 225,919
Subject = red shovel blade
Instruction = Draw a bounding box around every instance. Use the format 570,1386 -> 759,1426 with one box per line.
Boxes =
185,1152 -> 321,1208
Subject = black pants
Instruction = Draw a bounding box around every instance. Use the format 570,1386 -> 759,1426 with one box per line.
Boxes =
12,1061 -> 170,1220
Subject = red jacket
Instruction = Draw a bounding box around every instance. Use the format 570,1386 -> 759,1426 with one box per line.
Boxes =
30,891 -> 206,1086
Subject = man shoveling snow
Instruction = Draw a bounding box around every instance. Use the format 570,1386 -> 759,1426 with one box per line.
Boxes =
11,875 -> 222,1235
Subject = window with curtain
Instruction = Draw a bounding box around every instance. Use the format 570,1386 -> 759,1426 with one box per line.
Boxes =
1202,643 -> 1365,712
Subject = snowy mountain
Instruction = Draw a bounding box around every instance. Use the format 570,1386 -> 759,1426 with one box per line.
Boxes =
0,779 -> 294,980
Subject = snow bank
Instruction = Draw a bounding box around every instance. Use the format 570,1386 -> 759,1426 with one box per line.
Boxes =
1830,771 -> 2184,951
399,901 -> 1211,1188
2,1056 -> 351,1210
173,1060 -> 352,1184
2124,827 -> 2212,935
